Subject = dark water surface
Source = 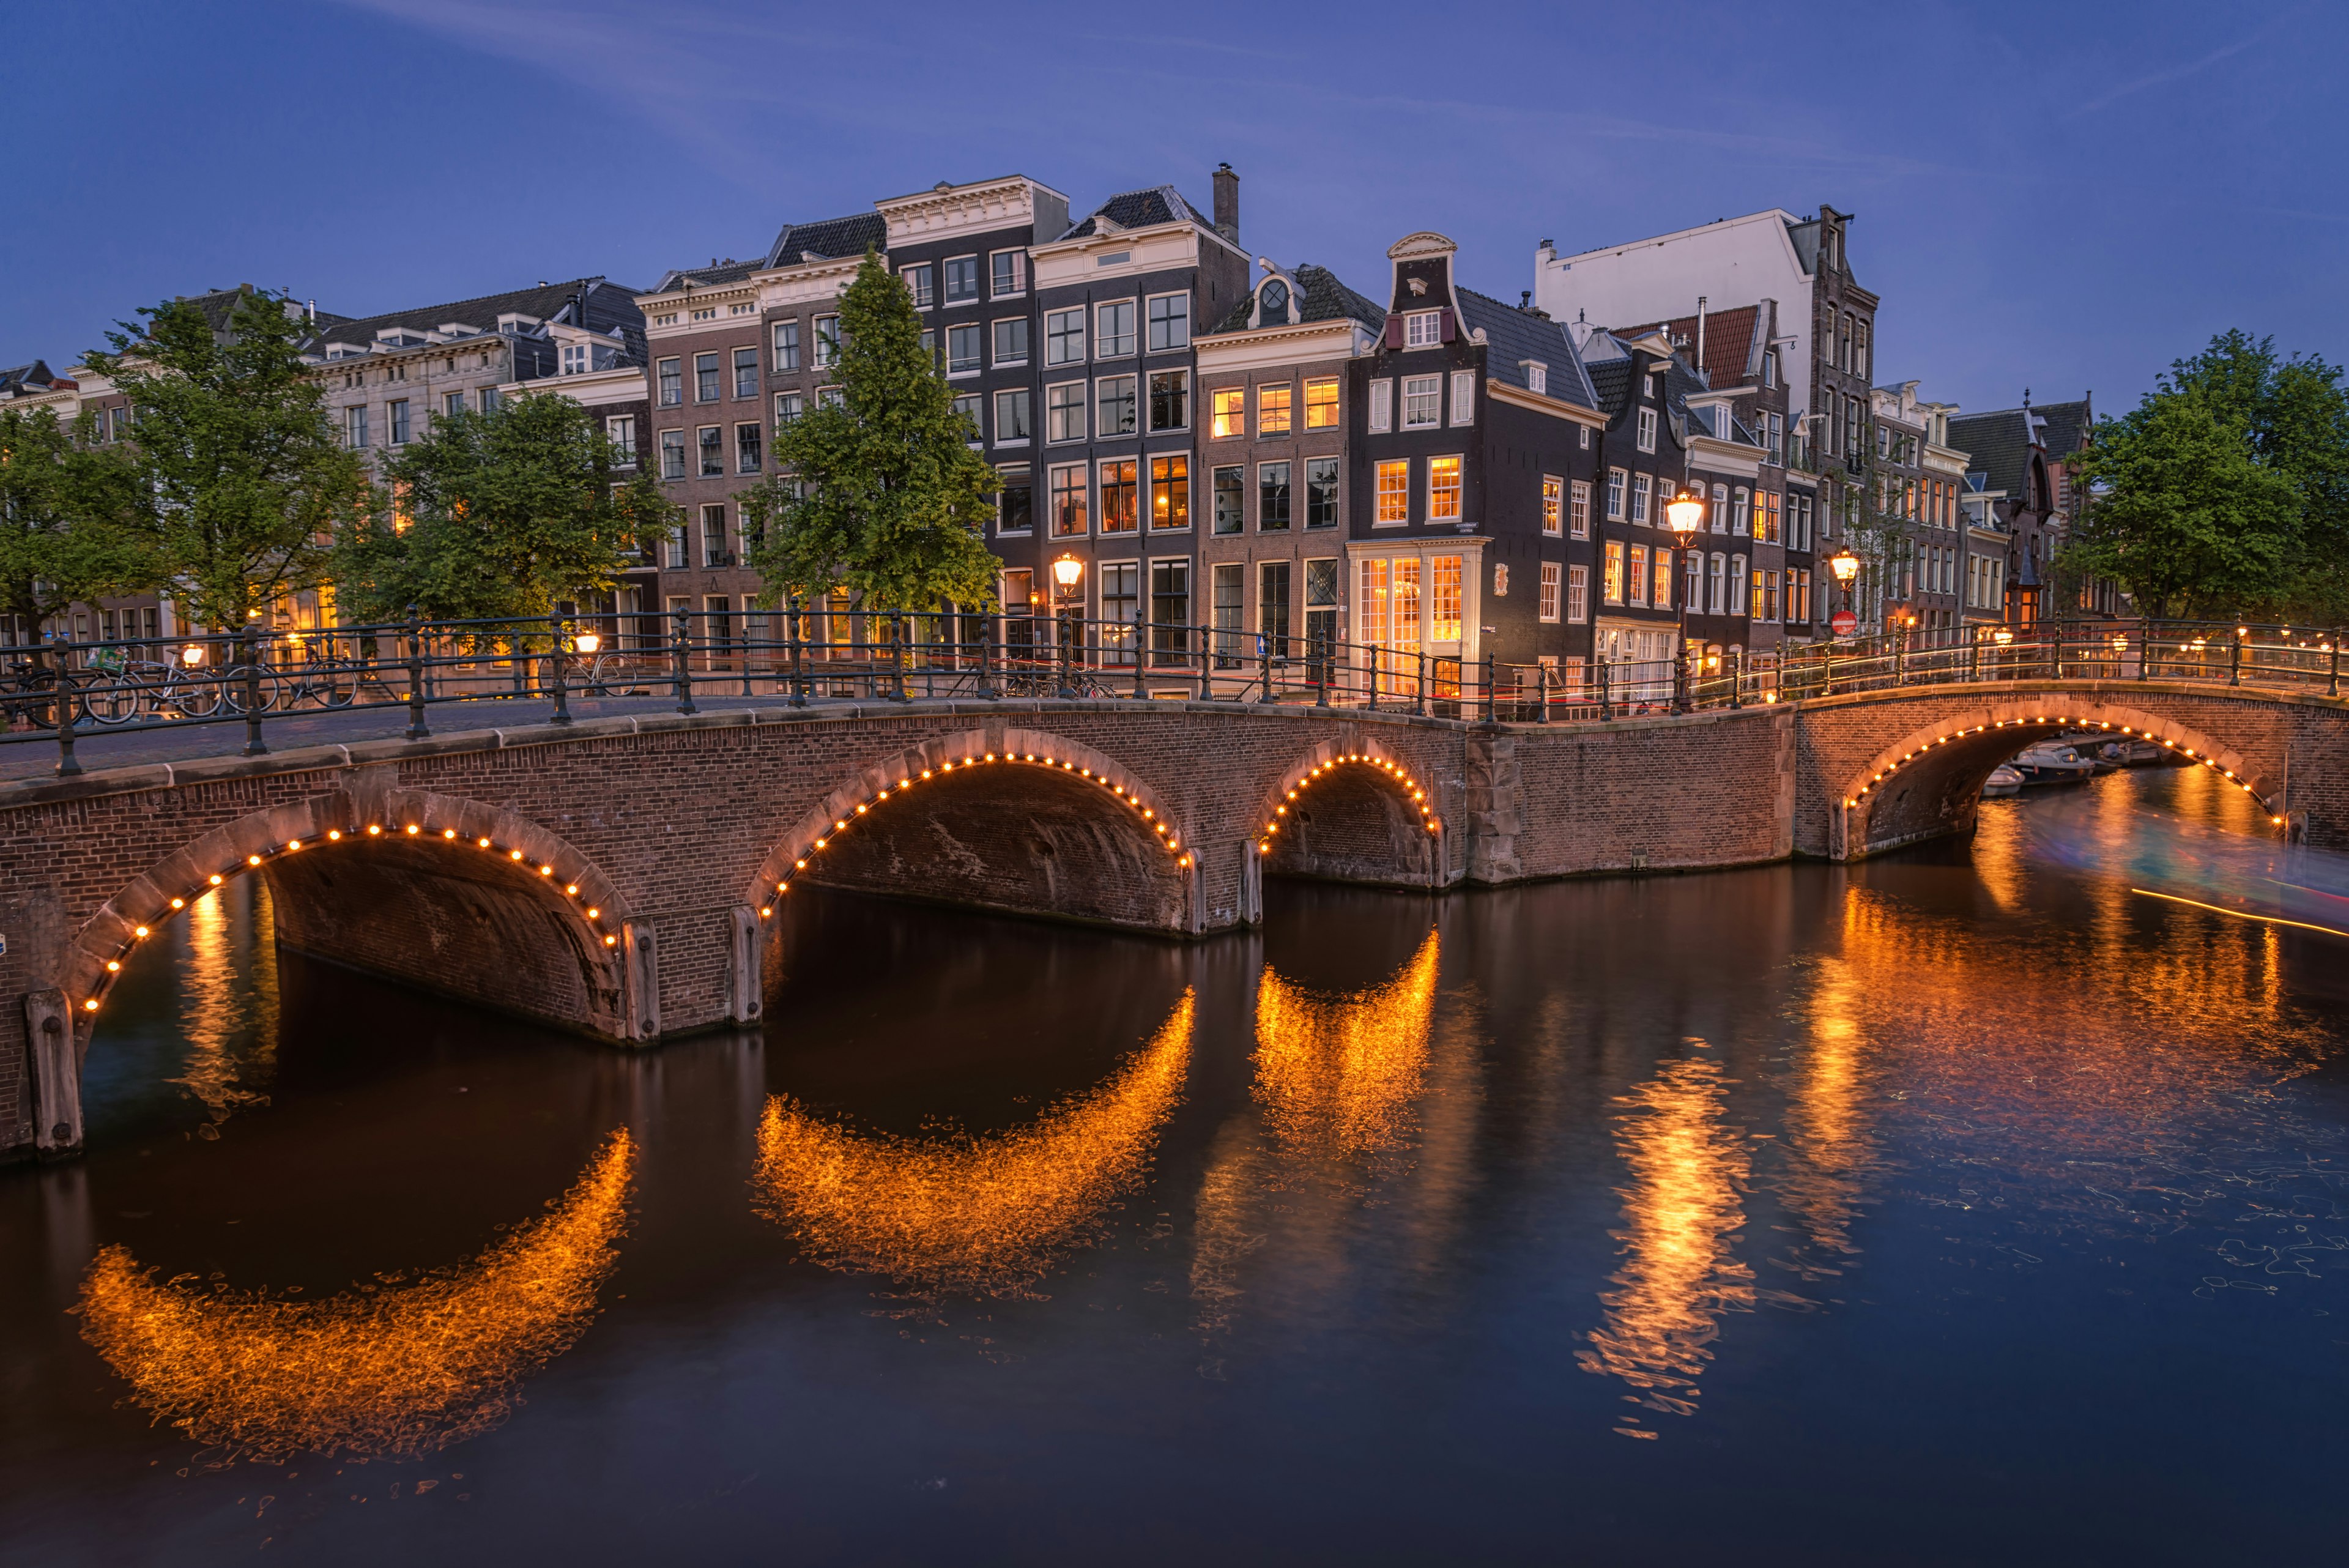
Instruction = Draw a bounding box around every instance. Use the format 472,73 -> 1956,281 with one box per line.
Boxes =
5,765 -> 2347,1564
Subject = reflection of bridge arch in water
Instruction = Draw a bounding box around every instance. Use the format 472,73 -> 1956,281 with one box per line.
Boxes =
754,992 -> 1193,1299
1252,929 -> 1440,1157
74,1129 -> 635,1465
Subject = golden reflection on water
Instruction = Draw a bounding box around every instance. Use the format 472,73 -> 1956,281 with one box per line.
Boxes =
170,885 -> 279,1129
1253,930 -> 1439,1157
1773,962 -> 1877,1276
75,1129 -> 636,1465
1578,1050 -> 1753,1433
754,992 -> 1192,1299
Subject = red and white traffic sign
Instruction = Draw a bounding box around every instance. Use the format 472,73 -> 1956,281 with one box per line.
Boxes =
1831,609 -> 1858,637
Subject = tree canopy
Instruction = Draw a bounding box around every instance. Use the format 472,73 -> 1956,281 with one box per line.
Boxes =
80,291 -> 370,631
0,403 -> 155,636
330,391 -> 675,625
2068,331 -> 2349,619
738,250 -> 1000,612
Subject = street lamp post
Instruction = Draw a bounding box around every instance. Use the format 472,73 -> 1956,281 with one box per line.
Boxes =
1051,554 -> 1084,699
1664,488 -> 1705,709
1830,547 -> 1860,639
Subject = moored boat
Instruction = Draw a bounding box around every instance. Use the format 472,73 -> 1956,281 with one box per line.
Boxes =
1982,764 -> 2024,797
2009,741 -> 2098,785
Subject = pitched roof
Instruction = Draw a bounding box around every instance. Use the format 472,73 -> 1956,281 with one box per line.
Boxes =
1455,287 -> 1598,411
2035,397 -> 2092,458
1206,263 -> 1386,335
651,259 -> 760,295
760,211 -> 887,272
1946,407 -> 2033,497
313,278 -> 643,360
1,360 -> 57,397
1608,303 -> 1763,391
1058,185 -> 1212,240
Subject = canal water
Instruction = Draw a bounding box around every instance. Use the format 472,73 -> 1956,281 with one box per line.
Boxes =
4,764 -> 2346,1564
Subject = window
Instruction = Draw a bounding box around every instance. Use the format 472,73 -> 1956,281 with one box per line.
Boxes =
696,352 -> 721,402
1710,482 -> 1729,533
1214,563 -> 1244,664
1855,320 -> 1869,379
1100,563 -> 1138,648
1631,472 -> 1652,525
990,249 -> 1026,298
774,391 -> 803,428
1149,560 -> 1189,662
1096,300 -> 1136,358
1147,292 -> 1189,352
1149,370 -> 1189,432
658,357 -> 682,406
1653,550 -> 1674,610
1305,559 -> 1338,663
1376,459 -> 1409,525
902,263 -> 934,308
1707,554 -> 1726,615
1636,406 -> 1657,453
1525,362 -> 1548,395
606,414 -> 637,464
1732,486 -> 1750,536
1047,309 -> 1086,365
699,426 -> 724,477
1305,457 -> 1339,529
1449,370 -> 1475,426
944,256 -> 979,304
1214,466 -> 1244,534
772,321 -> 800,371
1765,491 -> 1782,543
1542,475 -> 1563,537
1568,563 -> 1589,623
1047,382 -> 1085,442
1540,562 -> 1561,622
992,317 -> 1029,366
1403,374 -> 1441,428
660,429 -> 686,480
986,466 -> 1030,535
946,323 -> 981,376
1150,455 -> 1189,531
1730,555 -> 1748,618
1260,560 -> 1292,649
388,399 -> 410,445
1604,541 -> 1624,603
702,504 -> 729,567
1579,423 -> 1592,450
1368,379 -> 1392,432
814,315 -> 841,367
1430,556 -> 1463,641
1685,551 -> 1704,614
1258,461 -> 1291,531
1428,456 -> 1461,522
1211,387 -> 1245,439
737,422 -> 762,474
480,386 -> 500,414
952,394 -> 981,440
734,347 -> 759,398
346,405 -> 369,448
1404,310 -> 1442,347
994,387 -> 1031,444
1628,544 -> 1649,607
1304,377 -> 1339,429
1257,384 -> 1293,437
920,328 -> 937,369
1050,464 -> 1088,536
1359,559 -> 1388,645
444,390 -> 465,419
1096,375 -> 1137,437
1100,459 -> 1139,533
1570,480 -> 1592,539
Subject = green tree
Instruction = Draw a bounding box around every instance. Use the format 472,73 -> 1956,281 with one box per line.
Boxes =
0,404 -> 155,638
738,250 -> 998,613
80,291 -> 370,630
2069,330 -> 2349,619
331,392 -> 675,625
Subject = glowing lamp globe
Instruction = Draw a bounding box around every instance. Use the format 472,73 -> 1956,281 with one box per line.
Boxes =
574,631 -> 601,655
1829,548 -> 1860,585
1051,555 -> 1085,590
1663,489 -> 1705,535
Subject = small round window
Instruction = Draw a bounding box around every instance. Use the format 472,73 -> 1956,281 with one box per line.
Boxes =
1258,278 -> 1291,326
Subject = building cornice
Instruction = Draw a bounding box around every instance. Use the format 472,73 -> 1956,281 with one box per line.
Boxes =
1488,378 -> 1608,429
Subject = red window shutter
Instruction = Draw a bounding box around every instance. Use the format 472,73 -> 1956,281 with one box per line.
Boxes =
1384,314 -> 1403,350
1438,308 -> 1456,342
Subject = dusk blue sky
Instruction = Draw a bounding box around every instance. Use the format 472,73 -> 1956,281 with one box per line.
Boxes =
7,1 -> 2343,419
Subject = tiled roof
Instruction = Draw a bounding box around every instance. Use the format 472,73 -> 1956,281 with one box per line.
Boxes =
1456,287 -> 1598,411
1946,408 -> 2032,498
651,260 -> 760,295
760,211 -> 887,272
2035,397 -> 2092,458
1,360 -> 56,396
314,278 -> 643,360
1059,185 -> 1212,240
1207,263 -> 1386,335
1608,303 -> 1762,390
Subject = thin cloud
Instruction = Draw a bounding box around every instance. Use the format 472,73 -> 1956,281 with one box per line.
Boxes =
2065,9 -> 2304,119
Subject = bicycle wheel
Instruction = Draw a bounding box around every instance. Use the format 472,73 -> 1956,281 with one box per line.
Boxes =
220,667 -> 287,714
84,674 -> 144,724
318,660 -> 357,707
4,674 -> 60,730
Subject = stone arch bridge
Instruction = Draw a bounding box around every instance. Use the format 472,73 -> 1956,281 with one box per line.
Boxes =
4,678 -> 2340,1157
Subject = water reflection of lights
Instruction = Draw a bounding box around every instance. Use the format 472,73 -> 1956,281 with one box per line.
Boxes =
754,993 -> 1192,1299
1772,965 -> 1879,1276
1253,931 -> 1439,1157
1578,1050 -> 1753,1436
75,1129 -> 636,1465
168,885 -> 279,1132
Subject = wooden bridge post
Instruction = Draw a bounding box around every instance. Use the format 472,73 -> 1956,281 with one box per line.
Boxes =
24,989 -> 81,1157
728,905 -> 763,1026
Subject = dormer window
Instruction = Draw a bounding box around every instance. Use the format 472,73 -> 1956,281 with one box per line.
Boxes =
1522,360 -> 1547,395
497,313 -> 543,335
562,344 -> 588,376
1404,310 -> 1442,348
1258,278 -> 1290,328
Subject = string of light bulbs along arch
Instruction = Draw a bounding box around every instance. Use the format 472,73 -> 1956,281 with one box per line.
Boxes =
759,752 -> 1191,919
1843,717 -> 2280,823
1256,754 -> 1441,856
78,823 -> 615,1017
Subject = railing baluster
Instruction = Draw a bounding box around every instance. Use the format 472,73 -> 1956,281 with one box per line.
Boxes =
673,606 -> 698,715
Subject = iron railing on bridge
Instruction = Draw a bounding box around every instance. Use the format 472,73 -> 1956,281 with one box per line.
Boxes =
2,611 -> 2339,778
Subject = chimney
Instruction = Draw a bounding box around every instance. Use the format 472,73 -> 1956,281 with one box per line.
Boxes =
1696,295 -> 1706,371
1212,163 -> 1239,246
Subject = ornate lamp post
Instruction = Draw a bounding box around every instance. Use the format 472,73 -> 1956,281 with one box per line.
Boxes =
1051,554 -> 1084,699
1830,547 -> 1860,638
1664,488 -> 1705,708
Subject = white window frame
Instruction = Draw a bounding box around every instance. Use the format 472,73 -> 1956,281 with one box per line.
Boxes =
993,386 -> 1031,446
989,248 -> 1027,299
990,316 -> 1030,368
1570,479 -> 1592,539
1403,309 -> 1442,347
1145,291 -> 1190,352
1631,472 -> 1652,525
1605,468 -> 1627,521
1045,308 -> 1086,366
1045,380 -> 1086,444
1427,455 -> 1463,523
1542,475 -> 1563,537
1094,298 -> 1137,359
1538,562 -> 1561,623
1449,370 -> 1475,426
1368,379 -> 1392,433
771,320 -> 800,372
1567,563 -> 1589,623
1636,406 -> 1658,453
1402,374 -> 1441,429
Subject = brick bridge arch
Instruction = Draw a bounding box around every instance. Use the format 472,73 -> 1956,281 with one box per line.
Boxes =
1792,683 -> 2326,860
1247,736 -> 1449,907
